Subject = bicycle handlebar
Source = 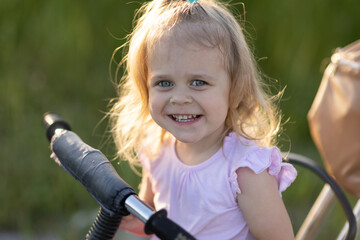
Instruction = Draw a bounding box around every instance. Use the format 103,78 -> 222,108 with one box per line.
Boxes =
50,129 -> 135,216
42,112 -> 196,240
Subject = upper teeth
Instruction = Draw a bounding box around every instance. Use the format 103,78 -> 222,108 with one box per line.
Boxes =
172,115 -> 198,121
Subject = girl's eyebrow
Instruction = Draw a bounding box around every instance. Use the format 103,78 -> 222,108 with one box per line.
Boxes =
149,73 -> 171,81
190,73 -> 212,79
148,72 -> 216,82
188,73 -> 216,82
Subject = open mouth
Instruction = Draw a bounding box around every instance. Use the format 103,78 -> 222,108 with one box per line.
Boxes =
170,114 -> 201,122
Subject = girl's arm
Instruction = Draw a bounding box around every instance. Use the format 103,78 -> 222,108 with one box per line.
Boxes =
236,167 -> 294,240
119,169 -> 155,236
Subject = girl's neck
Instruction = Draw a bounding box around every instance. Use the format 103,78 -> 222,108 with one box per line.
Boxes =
174,132 -> 225,166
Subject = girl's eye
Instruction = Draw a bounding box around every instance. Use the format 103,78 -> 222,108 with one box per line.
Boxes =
157,81 -> 173,87
191,80 -> 206,86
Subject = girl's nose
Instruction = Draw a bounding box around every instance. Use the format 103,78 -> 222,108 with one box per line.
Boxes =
169,94 -> 193,105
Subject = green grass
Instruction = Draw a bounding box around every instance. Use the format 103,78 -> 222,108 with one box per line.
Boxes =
1,0 -> 359,239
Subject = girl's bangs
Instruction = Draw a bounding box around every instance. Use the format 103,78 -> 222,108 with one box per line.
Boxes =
144,2 -> 231,58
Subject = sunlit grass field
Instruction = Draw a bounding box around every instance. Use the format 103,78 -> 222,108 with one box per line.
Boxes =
1,0 -> 359,239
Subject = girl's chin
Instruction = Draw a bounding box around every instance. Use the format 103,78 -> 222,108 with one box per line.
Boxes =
170,133 -> 200,144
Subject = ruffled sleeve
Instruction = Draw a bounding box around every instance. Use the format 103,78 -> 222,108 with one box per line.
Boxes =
229,146 -> 297,196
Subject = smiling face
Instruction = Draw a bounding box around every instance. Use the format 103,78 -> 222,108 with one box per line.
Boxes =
147,33 -> 231,151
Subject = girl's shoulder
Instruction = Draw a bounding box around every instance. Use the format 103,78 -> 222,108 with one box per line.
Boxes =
137,136 -> 173,172
224,132 -> 297,196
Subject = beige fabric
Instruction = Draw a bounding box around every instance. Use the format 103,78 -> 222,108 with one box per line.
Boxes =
308,40 -> 360,198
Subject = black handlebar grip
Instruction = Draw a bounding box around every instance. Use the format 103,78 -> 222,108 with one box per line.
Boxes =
42,112 -> 71,141
145,210 -> 196,240
42,112 -> 197,239
50,130 -> 136,216
42,112 -> 136,216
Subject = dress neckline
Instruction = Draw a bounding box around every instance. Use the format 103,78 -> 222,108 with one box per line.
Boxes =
169,137 -> 224,171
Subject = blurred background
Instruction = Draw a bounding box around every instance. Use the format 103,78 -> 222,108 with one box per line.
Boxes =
1,0 -> 359,239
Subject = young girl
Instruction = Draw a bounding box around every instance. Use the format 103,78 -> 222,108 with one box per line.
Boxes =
109,0 -> 297,239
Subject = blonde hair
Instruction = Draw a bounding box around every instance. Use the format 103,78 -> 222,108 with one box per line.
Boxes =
109,0 -> 282,168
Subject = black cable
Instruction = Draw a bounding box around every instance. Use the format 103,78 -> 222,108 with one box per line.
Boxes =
86,208 -> 122,240
285,153 -> 357,240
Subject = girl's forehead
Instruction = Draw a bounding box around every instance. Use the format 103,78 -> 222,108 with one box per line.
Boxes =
147,22 -> 228,56
147,33 -> 226,72
146,30 -> 228,84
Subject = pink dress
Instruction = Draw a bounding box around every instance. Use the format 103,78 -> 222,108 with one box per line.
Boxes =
139,132 -> 297,240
